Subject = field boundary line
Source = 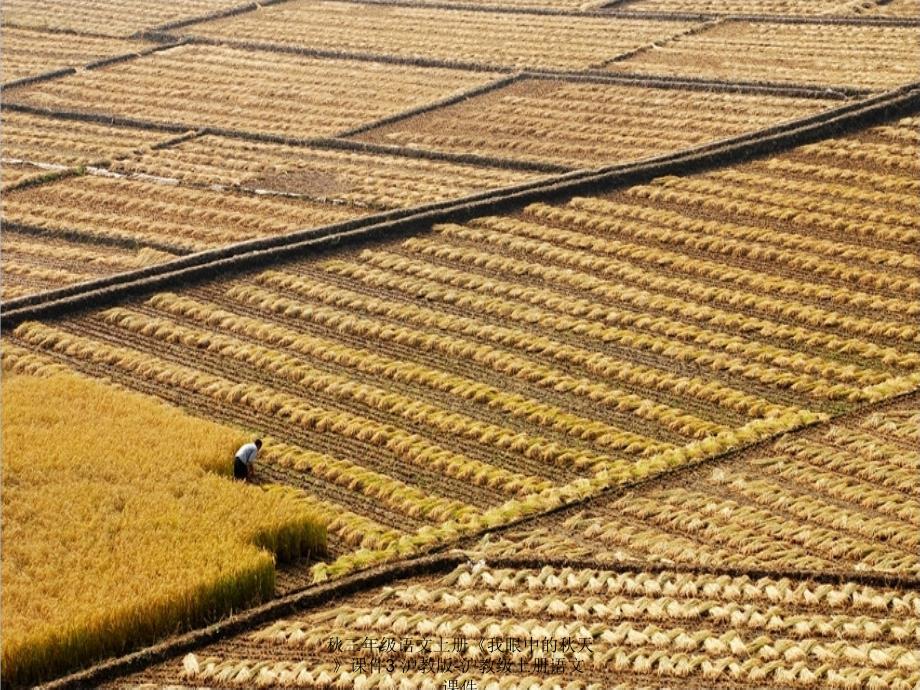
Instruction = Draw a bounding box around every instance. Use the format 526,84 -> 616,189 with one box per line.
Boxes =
82,38 -> 189,71
34,552 -> 467,690
1,67 -> 77,91
0,22 -> 137,39
454,389 -> 920,555
596,16 -> 723,67
0,129 -> 206,195
723,12 -> 920,25
158,33 -> 518,73
558,69 -> 866,98
330,0 -> 707,20
334,73 -> 525,138
1,221 -> 191,255
134,0 -> 298,38
290,0 -> 920,25
2,102 -> 195,134
1,38 -> 187,93
130,32 -> 877,98
3,81 -> 918,325
318,137 -> 571,172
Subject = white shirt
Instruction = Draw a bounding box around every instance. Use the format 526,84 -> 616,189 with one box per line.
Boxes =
235,442 -> 259,467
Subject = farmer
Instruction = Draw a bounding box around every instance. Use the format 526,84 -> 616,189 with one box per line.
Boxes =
233,438 -> 262,481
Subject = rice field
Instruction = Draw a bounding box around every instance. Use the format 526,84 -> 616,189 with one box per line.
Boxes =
0,131 -> 542,299
2,0 -> 919,685
7,115 -> 919,593
357,78 -> 837,168
6,44 -> 501,139
479,395 -> 920,579
1,233 -> 176,301
1,364 -> 325,687
2,174 -> 361,255
614,21 -> 920,89
180,1 -> 701,70
112,549 -> 920,689
106,135 -> 544,207
859,0 -> 920,16
1,27 -> 146,83
1,0 -> 253,37
1,111 -> 183,189
614,0 -> 895,15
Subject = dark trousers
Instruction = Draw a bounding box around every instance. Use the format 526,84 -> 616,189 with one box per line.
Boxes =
233,457 -> 248,480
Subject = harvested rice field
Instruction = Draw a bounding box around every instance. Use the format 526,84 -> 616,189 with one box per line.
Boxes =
0,27 -> 147,84
860,0 -> 920,16
1,232 -> 176,301
356,78 -> 838,168
110,550 -> 920,689
613,21 -> 920,89
6,45 -> 500,139
1,111 -> 184,189
1,174 -> 361,254
411,0 -> 614,7
478,394 -> 920,578
7,114 -> 920,585
2,0 -> 919,686
0,136 -> 542,297
614,0 -> 896,15
1,0 -> 254,37
106,135 -> 545,207
180,1 -> 701,71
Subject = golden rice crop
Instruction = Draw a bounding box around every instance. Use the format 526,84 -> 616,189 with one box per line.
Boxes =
1,369 -> 326,686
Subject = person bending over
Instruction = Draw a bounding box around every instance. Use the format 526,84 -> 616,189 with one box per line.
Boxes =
234,438 -> 262,481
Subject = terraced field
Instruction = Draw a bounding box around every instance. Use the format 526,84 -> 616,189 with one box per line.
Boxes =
6,45 -> 500,139
181,1 -> 701,70
0,235 -> 175,301
1,111 -> 183,189
411,0 -> 614,7
357,78 -> 837,168
112,550 -> 920,689
1,28 -> 146,84
2,0 -> 919,684
480,395 -> 920,579
0,132 -> 542,299
862,0 -> 920,16
7,115 -> 919,589
615,0 -> 895,15
614,20 -> 920,89
1,0 -> 252,37
106,135 -> 544,206
2,175 -> 361,255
